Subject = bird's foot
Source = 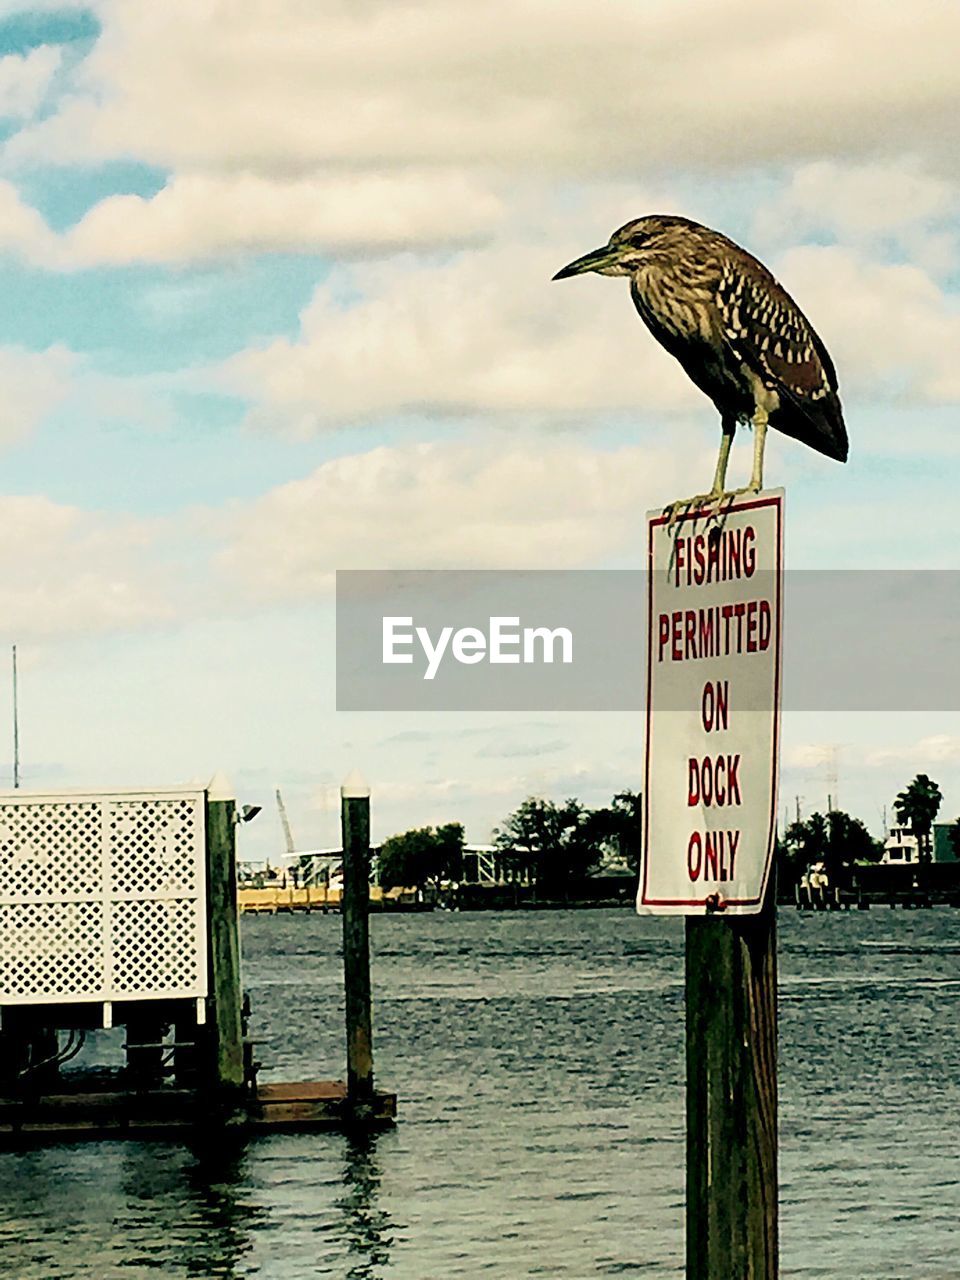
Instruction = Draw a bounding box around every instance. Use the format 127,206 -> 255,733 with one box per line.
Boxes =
664,483 -> 763,527
663,489 -> 727,528
726,480 -> 764,501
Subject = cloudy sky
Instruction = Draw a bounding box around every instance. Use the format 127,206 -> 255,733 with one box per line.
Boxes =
1,0 -> 959,859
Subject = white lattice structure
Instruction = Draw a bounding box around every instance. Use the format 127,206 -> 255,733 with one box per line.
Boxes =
0,788 -> 208,1011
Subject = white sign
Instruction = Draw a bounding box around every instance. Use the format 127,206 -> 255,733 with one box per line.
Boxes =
637,490 -> 783,916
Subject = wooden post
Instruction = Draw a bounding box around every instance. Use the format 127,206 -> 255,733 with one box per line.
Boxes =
1,1020 -> 58,1093
341,771 -> 374,1109
125,1013 -> 166,1088
686,879 -> 778,1279
205,780 -> 245,1094
0,1020 -> 30,1093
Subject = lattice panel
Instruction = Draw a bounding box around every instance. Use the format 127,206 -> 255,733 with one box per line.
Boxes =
111,899 -> 202,996
109,798 -> 200,898
0,902 -> 104,999
0,789 -> 208,1007
0,802 -> 101,901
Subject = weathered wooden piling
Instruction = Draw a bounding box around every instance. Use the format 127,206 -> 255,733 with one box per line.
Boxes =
686,880 -> 778,1279
340,771 -> 374,1112
205,777 -> 245,1095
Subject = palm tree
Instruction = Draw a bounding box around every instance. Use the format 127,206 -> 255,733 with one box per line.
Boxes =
894,774 -> 943,866
805,812 -> 828,860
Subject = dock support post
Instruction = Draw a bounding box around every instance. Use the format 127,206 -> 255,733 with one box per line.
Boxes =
341,772 -> 374,1113
686,881 -> 778,1279
205,783 -> 245,1095
126,1013 -> 166,1088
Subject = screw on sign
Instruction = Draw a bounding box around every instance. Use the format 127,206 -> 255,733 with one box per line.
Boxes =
638,490 -> 783,917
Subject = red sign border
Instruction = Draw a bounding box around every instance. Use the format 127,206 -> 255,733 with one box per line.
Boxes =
639,492 -> 783,913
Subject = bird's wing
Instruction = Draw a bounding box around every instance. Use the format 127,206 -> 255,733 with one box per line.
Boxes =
716,260 -> 848,461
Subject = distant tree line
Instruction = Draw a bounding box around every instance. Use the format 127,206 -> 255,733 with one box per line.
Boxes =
377,823 -> 465,894
493,791 -> 642,895
777,810 -> 882,888
375,791 -> 641,897
375,773 -> 959,897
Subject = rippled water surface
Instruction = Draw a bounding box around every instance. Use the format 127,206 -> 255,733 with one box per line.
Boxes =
1,908 -> 958,1278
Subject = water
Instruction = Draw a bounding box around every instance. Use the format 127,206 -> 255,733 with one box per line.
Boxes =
0,908 -> 958,1279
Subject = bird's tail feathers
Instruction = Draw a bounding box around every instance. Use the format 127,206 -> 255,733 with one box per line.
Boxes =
775,390 -> 848,463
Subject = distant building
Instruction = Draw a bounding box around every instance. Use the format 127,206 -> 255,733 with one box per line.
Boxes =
933,822 -> 960,863
460,844 -> 530,885
881,824 -> 919,865
295,849 -> 346,888
460,844 -> 497,884
881,821 -> 959,865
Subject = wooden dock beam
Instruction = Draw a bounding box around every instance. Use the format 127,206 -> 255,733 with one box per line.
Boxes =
0,1081 -> 396,1145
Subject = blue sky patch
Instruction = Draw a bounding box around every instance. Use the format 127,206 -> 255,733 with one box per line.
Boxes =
0,7 -> 99,57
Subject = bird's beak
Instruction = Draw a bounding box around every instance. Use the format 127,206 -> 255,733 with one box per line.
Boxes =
552,244 -> 621,280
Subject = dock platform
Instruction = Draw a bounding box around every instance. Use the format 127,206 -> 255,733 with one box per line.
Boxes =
0,1080 -> 397,1146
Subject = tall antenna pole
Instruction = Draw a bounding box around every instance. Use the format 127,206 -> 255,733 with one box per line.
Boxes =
12,644 -> 19,789
825,744 -> 839,813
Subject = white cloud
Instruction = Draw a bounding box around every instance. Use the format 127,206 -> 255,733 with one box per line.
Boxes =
0,169 -> 502,267
2,5 -> 960,270
214,438 -> 689,599
10,1 -> 960,178
0,179 -> 56,262
778,245 -> 960,404
0,161 -> 670,273
0,46 -> 60,120
0,496 -> 177,639
866,735 -> 960,768
0,433 -> 690,632
785,743 -> 841,770
757,162 -> 956,243
0,345 -> 77,444
218,230 -> 960,434
220,240 -> 703,429
0,344 -> 169,448
59,170 -> 503,264
754,161 -> 959,276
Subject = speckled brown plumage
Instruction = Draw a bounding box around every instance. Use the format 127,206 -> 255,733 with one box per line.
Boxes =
554,214 -> 847,501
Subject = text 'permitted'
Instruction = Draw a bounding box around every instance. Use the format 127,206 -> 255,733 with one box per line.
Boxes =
638,490 -> 783,916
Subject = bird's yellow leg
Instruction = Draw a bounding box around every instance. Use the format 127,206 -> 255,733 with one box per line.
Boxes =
712,423 -> 735,494
710,406 -> 770,507
664,422 -> 736,526
748,406 -> 768,492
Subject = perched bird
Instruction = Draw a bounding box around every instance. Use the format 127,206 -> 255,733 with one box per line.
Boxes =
553,215 -> 847,510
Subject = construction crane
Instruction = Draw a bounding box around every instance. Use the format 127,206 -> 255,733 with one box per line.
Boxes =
275,787 -> 296,858
274,787 -> 342,888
